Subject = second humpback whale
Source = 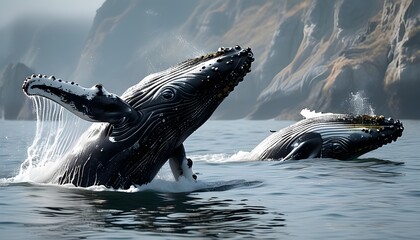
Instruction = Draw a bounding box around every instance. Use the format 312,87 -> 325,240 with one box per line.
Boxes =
22,46 -> 254,189
249,109 -> 404,161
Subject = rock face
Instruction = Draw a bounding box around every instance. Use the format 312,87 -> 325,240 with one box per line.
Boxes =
73,0 -> 420,119
0,63 -> 34,120
250,0 -> 420,119
72,0 -> 199,95
1,0 -> 419,120
73,0 -> 289,118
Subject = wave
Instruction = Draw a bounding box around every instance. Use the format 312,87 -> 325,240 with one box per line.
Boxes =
2,159 -> 262,193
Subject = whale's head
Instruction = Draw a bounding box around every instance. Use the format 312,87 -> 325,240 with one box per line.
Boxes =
251,111 -> 404,161
119,45 -> 254,142
316,114 -> 404,159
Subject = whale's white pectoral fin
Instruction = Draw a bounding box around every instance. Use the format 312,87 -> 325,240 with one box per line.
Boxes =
23,75 -> 139,124
283,132 -> 322,160
169,144 -> 197,182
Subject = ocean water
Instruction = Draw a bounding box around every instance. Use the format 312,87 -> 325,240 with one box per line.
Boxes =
0,119 -> 419,240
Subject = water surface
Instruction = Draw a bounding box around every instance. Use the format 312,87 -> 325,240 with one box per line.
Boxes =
1,119 -> 419,239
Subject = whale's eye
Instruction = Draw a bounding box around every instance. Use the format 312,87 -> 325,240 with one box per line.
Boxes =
161,88 -> 175,100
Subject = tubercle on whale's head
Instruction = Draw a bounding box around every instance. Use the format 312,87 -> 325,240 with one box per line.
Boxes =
172,45 -> 253,126
317,114 -> 404,159
181,45 -> 254,101
337,114 -> 404,142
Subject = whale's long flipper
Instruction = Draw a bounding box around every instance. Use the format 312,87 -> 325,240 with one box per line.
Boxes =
283,132 -> 322,160
169,144 -> 197,181
23,75 -> 139,124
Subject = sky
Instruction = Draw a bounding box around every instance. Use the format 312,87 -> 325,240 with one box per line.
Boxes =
0,0 -> 104,27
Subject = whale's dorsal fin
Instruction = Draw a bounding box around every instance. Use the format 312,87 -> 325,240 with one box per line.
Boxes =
23,74 -> 139,124
300,108 -> 334,119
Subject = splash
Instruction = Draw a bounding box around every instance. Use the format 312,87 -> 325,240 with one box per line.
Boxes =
348,91 -> 375,115
7,95 -> 252,192
7,96 -> 238,192
12,96 -> 87,183
190,151 -> 254,163
300,108 -> 333,119
173,34 -> 206,57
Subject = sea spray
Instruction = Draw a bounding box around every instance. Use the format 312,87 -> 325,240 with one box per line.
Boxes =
348,91 -> 375,115
11,96 -> 212,191
14,96 -> 87,182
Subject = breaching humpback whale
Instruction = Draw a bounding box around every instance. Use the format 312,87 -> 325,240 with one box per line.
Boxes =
22,46 -> 254,189
249,109 -> 404,161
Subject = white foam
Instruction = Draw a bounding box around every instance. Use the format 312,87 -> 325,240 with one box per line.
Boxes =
189,151 -> 253,163
3,150 -> 256,192
300,108 -> 333,119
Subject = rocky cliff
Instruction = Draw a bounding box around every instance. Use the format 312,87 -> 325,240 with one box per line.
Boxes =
250,0 -> 420,119
1,0 -> 419,120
